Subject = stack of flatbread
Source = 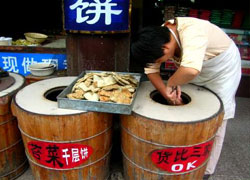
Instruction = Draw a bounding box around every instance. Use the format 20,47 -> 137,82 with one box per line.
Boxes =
66,72 -> 138,104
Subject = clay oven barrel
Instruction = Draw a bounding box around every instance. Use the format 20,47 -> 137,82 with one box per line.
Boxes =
0,73 -> 28,179
11,77 -> 113,180
121,81 -> 224,180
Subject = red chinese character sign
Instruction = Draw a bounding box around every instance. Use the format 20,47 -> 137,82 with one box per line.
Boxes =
28,141 -> 93,169
151,140 -> 214,173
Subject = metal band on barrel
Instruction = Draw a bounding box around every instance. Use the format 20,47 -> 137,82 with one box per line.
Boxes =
0,159 -> 28,178
121,125 -> 216,148
121,148 -> 209,176
26,146 -> 112,171
0,139 -> 22,153
18,125 -> 112,143
0,116 -> 16,126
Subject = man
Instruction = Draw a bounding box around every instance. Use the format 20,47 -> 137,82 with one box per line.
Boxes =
131,17 -> 241,179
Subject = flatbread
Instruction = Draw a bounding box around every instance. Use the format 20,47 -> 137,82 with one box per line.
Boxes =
84,92 -> 99,101
67,72 -> 138,104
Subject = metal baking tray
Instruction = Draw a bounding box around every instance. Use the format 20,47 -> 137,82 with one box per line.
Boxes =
57,70 -> 142,115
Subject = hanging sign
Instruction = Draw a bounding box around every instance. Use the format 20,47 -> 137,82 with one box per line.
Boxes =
64,0 -> 131,33
151,140 -> 214,174
28,141 -> 93,169
0,52 -> 67,76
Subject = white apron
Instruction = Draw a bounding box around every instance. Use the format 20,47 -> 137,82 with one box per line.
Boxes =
191,42 -> 242,120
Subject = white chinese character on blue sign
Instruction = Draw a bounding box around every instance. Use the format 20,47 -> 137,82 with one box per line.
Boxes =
70,0 -> 122,25
42,59 -> 58,70
22,57 -> 38,74
0,52 -> 67,76
2,56 -> 19,73
64,0 -> 129,32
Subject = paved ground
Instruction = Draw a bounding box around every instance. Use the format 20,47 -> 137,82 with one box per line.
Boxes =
16,97 -> 250,180
209,97 -> 250,180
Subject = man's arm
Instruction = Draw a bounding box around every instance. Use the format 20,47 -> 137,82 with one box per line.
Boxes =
167,66 -> 200,87
147,66 -> 199,104
147,72 -> 180,104
147,72 -> 168,99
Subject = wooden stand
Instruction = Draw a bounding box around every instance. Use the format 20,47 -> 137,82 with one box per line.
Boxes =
25,70 -> 67,84
66,34 -> 130,75
0,73 -> 28,179
11,77 -> 113,179
120,81 -> 224,180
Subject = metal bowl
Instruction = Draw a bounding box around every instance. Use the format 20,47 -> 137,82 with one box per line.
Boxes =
24,32 -> 48,44
29,63 -> 56,76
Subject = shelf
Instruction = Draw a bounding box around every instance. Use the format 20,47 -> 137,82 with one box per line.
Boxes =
222,28 -> 250,35
0,36 -> 66,54
236,43 -> 250,46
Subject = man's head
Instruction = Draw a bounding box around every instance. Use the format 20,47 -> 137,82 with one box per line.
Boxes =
131,26 -> 171,66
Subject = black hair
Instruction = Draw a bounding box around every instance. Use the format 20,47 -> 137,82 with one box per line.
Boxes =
131,26 -> 171,66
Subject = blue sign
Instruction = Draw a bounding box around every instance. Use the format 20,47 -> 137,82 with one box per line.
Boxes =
64,0 -> 130,32
0,52 -> 67,76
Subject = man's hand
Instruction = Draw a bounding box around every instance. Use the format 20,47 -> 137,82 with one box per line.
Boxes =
147,73 -> 184,105
165,66 -> 199,105
165,85 -> 183,105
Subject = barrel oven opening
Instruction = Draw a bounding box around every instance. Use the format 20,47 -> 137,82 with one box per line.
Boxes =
44,86 -> 66,102
150,90 -> 191,105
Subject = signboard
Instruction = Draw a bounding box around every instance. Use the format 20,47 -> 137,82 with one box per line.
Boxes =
28,141 -> 93,169
64,0 -> 131,33
151,140 -> 214,174
0,52 -> 67,76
